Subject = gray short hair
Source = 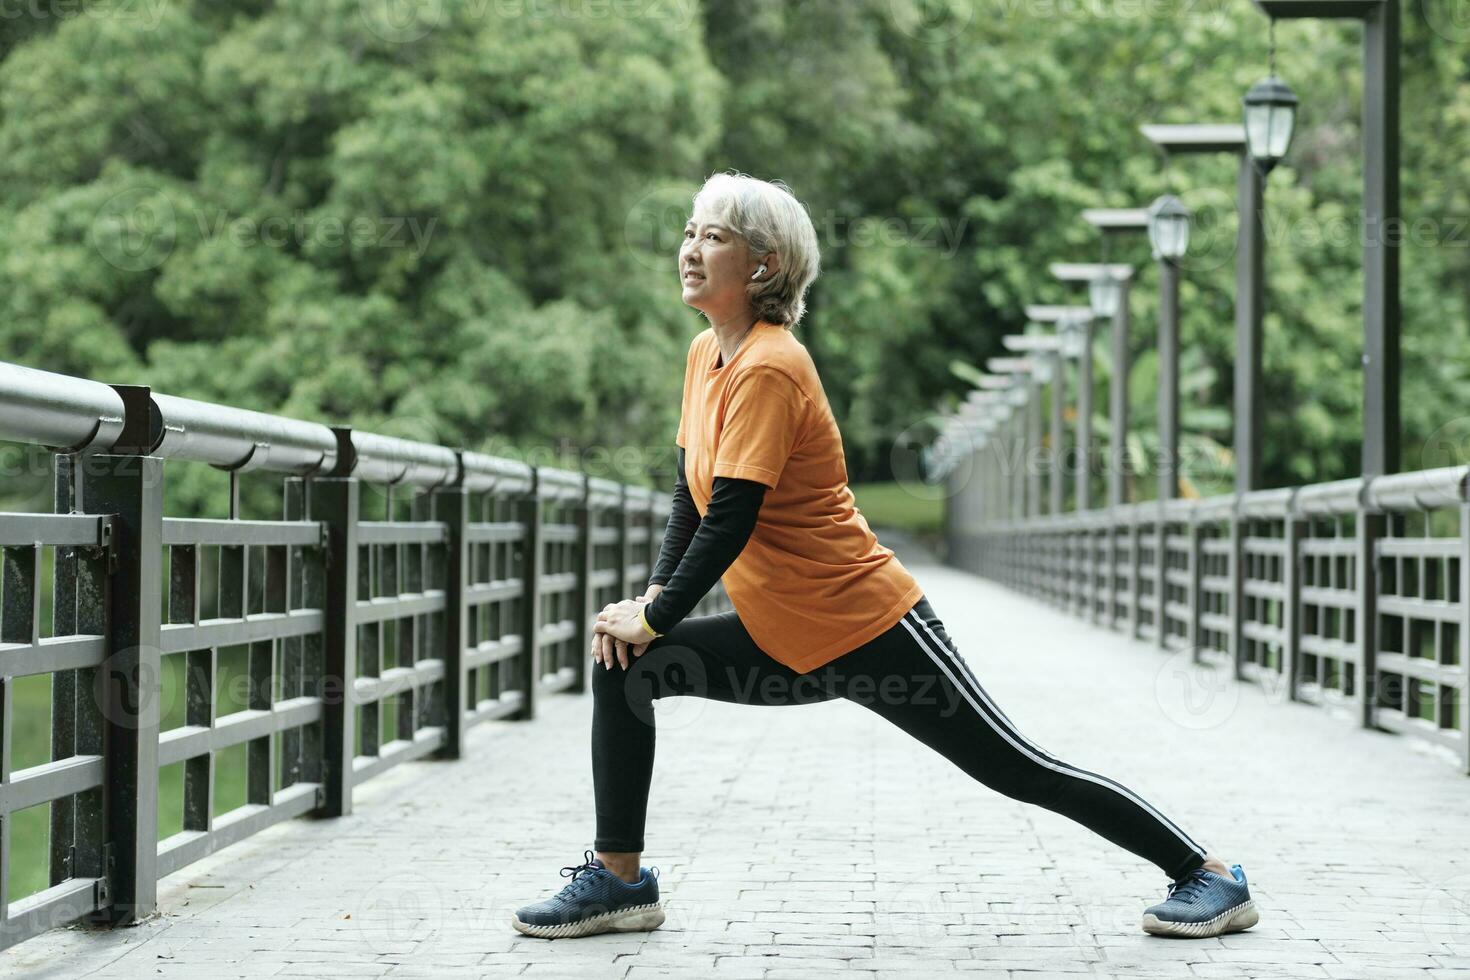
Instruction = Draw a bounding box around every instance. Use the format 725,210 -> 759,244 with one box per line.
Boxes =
692,171 -> 821,329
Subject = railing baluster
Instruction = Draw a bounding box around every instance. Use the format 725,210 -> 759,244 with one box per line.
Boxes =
1460,502 -> 1470,773
572,477 -> 592,695
310,474 -> 359,817
1357,504 -> 1384,731
50,456 -> 80,891
431,476 -> 470,758
81,453 -> 164,925
515,468 -> 543,721
1231,512 -> 1247,682
1187,518 -> 1202,661
1283,509 -> 1304,702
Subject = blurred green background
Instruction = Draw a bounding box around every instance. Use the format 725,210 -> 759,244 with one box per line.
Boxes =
3,0 -> 1470,899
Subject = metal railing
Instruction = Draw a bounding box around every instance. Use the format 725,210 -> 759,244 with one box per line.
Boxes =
0,361 -> 728,950
946,464 -> 1470,773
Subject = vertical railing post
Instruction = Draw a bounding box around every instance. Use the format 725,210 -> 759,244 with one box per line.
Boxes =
1107,513 -> 1120,631
615,485 -> 632,600
645,491 -> 661,605
1283,505 -> 1304,702
1129,518 -> 1142,640
1156,512 -> 1168,650
431,469 -> 470,758
515,467 -> 543,721
310,468 -> 360,817
571,475 -> 592,694
1187,517 -> 1203,662
1231,510 -> 1247,682
1460,501 -> 1470,772
1356,499 -> 1384,731
51,455 -> 100,896
79,451 -> 163,925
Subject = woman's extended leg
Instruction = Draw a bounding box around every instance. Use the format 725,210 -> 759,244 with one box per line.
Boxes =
591,607 -> 839,873
819,596 -> 1210,880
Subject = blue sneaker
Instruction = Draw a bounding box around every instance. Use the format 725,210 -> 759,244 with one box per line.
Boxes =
1141,863 -> 1259,938
512,850 -> 665,939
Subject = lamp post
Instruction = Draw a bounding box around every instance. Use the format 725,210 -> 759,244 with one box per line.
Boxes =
988,356 -> 1040,522
1081,209 -> 1152,506
1146,194 -> 1191,503
1140,123 -> 1269,493
1058,315 -> 1093,512
1003,334 -> 1064,515
1253,0 -> 1399,478
1050,263 -> 1135,510
1024,305 -> 1092,512
970,380 -> 1010,520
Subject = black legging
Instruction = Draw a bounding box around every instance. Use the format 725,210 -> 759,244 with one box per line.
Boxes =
592,595 -> 1208,881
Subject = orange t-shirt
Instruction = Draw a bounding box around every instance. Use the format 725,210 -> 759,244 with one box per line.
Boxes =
675,321 -> 924,673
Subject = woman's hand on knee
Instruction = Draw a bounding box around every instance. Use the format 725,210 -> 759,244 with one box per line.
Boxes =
594,598 -> 659,671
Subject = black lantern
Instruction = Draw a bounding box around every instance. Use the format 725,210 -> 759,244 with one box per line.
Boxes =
1242,75 -> 1298,173
1088,273 -> 1122,319
1146,194 -> 1191,261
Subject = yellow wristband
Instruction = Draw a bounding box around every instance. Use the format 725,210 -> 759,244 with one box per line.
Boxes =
637,606 -> 664,639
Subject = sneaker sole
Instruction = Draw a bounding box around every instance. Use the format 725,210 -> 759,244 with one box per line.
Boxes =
511,902 -> 665,939
1141,898 -> 1258,938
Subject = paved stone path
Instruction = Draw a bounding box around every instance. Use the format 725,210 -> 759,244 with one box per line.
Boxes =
6,535 -> 1470,979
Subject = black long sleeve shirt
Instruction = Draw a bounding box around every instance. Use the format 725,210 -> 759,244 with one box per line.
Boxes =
642,445 -> 767,635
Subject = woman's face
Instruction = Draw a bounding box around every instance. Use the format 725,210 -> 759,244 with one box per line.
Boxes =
679,204 -> 760,320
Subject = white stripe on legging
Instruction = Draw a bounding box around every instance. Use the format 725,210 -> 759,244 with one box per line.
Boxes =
898,608 -> 1206,861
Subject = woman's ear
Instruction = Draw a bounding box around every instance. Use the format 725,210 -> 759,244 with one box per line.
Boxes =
755,253 -> 780,281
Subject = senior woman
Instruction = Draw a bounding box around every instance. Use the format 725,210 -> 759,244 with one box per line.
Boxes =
512,172 -> 1258,941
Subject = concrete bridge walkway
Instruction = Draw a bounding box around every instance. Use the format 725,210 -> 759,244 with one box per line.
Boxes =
4,535 -> 1469,979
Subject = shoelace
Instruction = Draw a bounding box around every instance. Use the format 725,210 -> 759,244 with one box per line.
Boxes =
556,850 -> 608,900
1164,868 -> 1213,904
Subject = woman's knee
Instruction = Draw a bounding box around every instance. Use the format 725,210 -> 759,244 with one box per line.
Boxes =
593,640 -> 704,706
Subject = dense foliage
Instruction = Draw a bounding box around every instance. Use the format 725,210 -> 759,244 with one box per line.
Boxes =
3,0 -> 1467,513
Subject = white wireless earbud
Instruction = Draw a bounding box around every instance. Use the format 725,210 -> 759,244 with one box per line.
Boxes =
752,264 -> 767,281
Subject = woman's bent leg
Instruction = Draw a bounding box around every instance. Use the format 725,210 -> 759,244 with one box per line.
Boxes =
591,608 -> 837,854
826,596 -> 1209,880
